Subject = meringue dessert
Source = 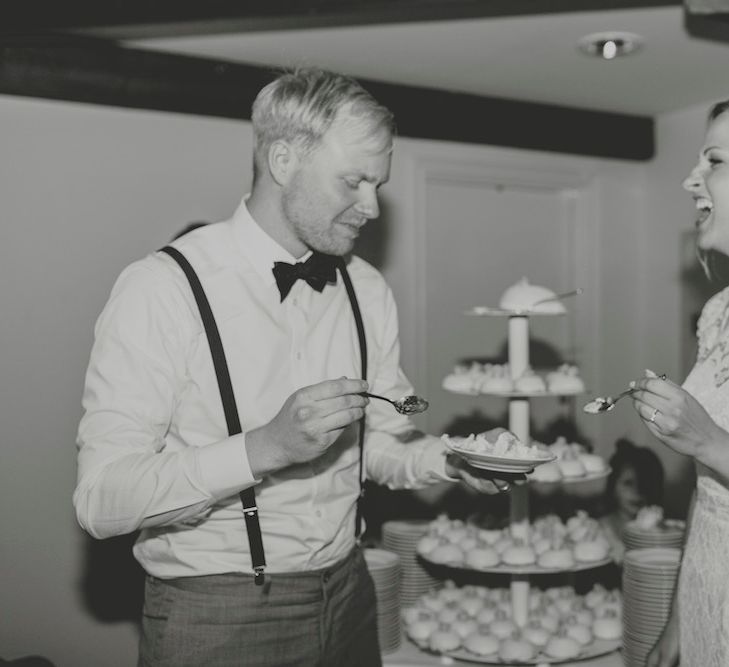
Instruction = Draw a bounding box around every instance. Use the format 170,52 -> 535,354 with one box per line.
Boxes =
499,637 -> 535,662
527,437 -> 608,482
544,634 -> 582,660
463,628 -> 499,656
442,363 -> 481,394
479,364 -> 516,393
417,513 -> 613,571
546,363 -> 586,393
501,539 -> 537,566
429,542 -> 465,567
442,427 -> 548,460
499,277 -> 566,314
630,505 -> 664,530
514,368 -> 547,393
465,545 -> 500,570
403,582 -> 621,658
574,536 -> 611,563
528,460 -> 562,483
593,610 -> 622,640
538,547 -> 576,569
429,626 -> 461,652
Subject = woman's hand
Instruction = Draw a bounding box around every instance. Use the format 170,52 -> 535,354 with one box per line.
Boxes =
645,609 -> 680,667
630,373 -> 726,459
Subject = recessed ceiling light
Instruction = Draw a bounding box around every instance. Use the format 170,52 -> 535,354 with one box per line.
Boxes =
577,31 -> 644,60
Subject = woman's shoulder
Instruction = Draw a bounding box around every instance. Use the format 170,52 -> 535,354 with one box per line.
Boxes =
696,285 -> 729,338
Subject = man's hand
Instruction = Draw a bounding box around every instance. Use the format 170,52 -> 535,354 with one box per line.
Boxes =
247,378 -> 369,478
445,453 -> 526,494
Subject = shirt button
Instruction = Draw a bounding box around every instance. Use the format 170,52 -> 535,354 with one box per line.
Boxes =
315,510 -> 322,518
292,298 -> 298,306
296,352 -> 302,360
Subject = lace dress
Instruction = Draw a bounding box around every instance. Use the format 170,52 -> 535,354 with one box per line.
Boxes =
679,286 -> 729,667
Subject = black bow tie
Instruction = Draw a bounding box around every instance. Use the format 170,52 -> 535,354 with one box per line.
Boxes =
272,252 -> 338,302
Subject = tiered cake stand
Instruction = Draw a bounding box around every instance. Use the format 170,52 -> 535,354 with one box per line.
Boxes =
427,305 -> 618,664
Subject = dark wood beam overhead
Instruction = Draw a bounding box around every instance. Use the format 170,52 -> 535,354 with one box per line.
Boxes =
0,43 -> 653,160
684,0 -> 729,42
1,0 -> 679,39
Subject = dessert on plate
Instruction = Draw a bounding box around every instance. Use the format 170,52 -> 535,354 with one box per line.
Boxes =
442,427 -> 550,461
528,437 -> 609,483
403,582 -> 622,659
499,277 -> 566,314
417,512 -> 614,570
546,363 -> 586,393
514,368 -> 547,393
442,362 -> 482,394
479,363 -> 516,393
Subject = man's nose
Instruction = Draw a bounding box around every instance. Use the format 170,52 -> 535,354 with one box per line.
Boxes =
354,186 -> 380,219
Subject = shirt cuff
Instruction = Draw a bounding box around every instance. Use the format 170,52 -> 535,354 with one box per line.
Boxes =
421,438 -> 460,483
196,433 -> 261,500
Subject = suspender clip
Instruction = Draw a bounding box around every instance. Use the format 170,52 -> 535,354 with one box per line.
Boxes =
253,566 -> 266,586
242,504 -> 259,516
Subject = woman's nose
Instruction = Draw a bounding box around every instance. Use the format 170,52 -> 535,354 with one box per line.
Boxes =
683,165 -> 702,192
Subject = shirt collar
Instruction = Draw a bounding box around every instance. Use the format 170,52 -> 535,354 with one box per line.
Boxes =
230,196 -> 312,287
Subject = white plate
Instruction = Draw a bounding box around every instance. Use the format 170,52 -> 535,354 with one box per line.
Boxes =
408,636 -> 620,665
529,467 -> 611,485
443,386 -> 583,398
480,388 -> 584,398
418,553 -> 614,575
625,520 -> 685,537
443,440 -> 556,473
464,306 -> 566,317
624,547 -> 682,566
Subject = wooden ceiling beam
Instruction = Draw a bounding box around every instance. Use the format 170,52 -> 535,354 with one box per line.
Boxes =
1,0 -> 679,39
0,43 -> 653,160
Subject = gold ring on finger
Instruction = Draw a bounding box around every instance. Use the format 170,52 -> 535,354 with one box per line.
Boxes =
649,407 -> 660,423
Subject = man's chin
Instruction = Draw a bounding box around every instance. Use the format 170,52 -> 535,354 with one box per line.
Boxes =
314,242 -> 353,257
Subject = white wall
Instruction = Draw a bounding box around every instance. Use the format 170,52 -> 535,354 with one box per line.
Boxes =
1,96 -> 254,667
0,92 -> 705,665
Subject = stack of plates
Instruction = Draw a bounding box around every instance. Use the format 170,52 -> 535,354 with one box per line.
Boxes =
624,520 -> 685,551
364,548 -> 401,654
382,520 -> 440,607
622,548 -> 681,667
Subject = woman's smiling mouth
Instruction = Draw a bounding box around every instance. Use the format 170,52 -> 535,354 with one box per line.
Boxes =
695,196 -> 713,229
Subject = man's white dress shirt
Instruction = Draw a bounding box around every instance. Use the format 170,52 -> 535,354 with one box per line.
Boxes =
74,198 -> 454,578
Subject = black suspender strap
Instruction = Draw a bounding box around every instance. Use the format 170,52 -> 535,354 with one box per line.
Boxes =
159,246 -> 369,578
159,245 -> 267,585
336,257 -> 368,538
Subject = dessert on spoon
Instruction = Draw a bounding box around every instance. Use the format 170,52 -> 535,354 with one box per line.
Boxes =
365,392 -> 429,415
583,372 -> 666,414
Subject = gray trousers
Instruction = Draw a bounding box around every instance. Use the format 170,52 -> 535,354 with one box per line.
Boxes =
138,547 -> 382,667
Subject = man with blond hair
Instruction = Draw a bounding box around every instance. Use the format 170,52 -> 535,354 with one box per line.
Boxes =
75,67 -> 515,666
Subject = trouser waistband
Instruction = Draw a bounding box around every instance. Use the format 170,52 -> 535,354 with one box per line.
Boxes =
151,546 -> 362,592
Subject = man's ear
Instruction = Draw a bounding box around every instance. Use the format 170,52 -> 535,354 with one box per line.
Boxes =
268,139 -> 298,186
